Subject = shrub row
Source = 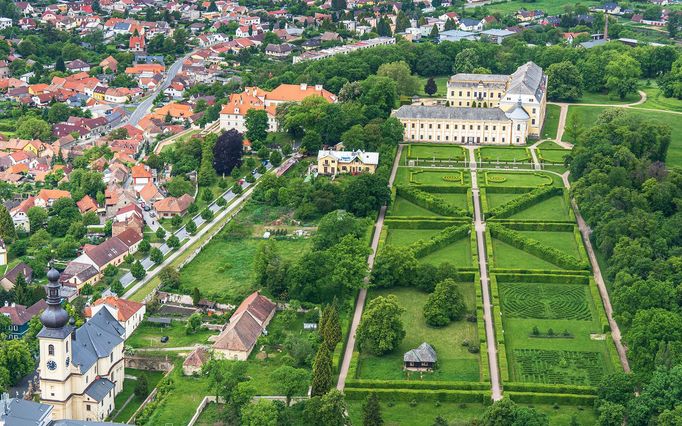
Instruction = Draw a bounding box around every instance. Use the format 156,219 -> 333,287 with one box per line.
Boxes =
491,269 -> 590,277
506,391 -> 596,406
589,278 -> 611,333
409,224 -> 470,258
396,185 -> 469,217
477,307 -> 486,345
385,219 -> 466,229
503,382 -> 596,395
416,185 -> 469,194
494,221 -> 575,232
488,187 -> 562,219
498,342 -> 510,382
483,186 -> 536,194
574,227 -> 590,262
344,380 -> 489,391
489,223 -> 589,270
470,231 -> 479,270
344,388 -> 492,404
493,306 -> 504,345
495,272 -> 589,285
348,351 -> 360,380
480,343 -> 490,383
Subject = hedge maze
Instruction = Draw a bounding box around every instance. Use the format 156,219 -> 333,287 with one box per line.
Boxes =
482,168 -> 620,403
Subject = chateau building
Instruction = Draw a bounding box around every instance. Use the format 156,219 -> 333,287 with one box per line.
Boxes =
38,267 -> 125,422
393,62 -> 547,145
317,150 -> 379,176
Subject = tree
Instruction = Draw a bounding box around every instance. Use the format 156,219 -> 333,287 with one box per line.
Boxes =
0,339 -> 34,387
159,266 -> 181,290
363,393 -> 383,426
134,375 -> 148,399
377,61 -> 420,96
201,208 -> 214,222
314,210 -> 365,251
27,207 -> 48,231
546,61 -> 584,102
245,109 -> 269,143
186,220 -> 197,234
605,54 -> 642,99
186,312 -> 202,334
131,260 -> 146,280
597,401 -> 626,426
424,77 -> 437,97
149,247 -> 163,264
167,235 -> 180,249
198,134 -> 217,186
214,129 -> 243,175
320,303 -> 342,351
371,246 -> 418,288
357,295 -> 405,356
241,400 -> 279,426
0,205 -> 16,243
311,343 -> 333,396
13,273 -> 31,306
269,150 -> 282,167
454,48 -> 480,74
55,56 -> 66,72
624,308 -> 682,373
429,24 -> 439,38
192,287 -> 201,305
272,366 -> 309,406
359,76 -> 397,118
306,390 -> 350,426
156,227 -> 166,240
139,240 -> 151,254
301,131 -> 322,154
481,398 -> 548,426
423,279 -> 467,327
344,174 -> 390,217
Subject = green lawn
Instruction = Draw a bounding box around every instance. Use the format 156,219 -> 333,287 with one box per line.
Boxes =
346,400 -> 598,426
538,145 -> 570,164
517,230 -> 580,258
541,104 -> 561,140
406,144 -> 466,160
127,321 -> 217,349
399,169 -> 469,186
420,236 -> 472,268
634,85 -> 682,112
111,369 -> 165,423
509,195 -> 572,222
483,171 -> 557,188
417,75 -> 450,97
385,228 -> 443,248
178,237 -> 311,304
390,196 -> 440,217
357,287 -> 480,382
483,0 -> 600,15
566,106 -> 682,167
477,147 -> 531,163
491,239 -> 560,270
573,90 -> 641,105
485,191 -> 531,210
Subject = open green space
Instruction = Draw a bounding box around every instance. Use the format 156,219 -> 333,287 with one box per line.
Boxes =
178,237 -> 311,304
401,169 -> 469,186
573,90 -> 641,105
346,400 -> 597,426
390,196 -> 440,217
406,144 -> 466,160
484,191 -> 530,210
499,282 -> 592,321
357,287 -> 480,382
127,320 -> 217,349
482,0 -> 600,15
541,104 -> 561,140
420,237 -> 472,268
634,85 -> 682,113
538,145 -> 570,164
517,230 -> 580,258
508,195 -> 572,222
483,171 -> 557,188
477,146 -> 531,163
385,228 -> 443,248
491,239 -> 560,270
417,75 -> 450,97
111,369 -> 165,423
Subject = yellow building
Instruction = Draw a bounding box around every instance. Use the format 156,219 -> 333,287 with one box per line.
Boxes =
317,150 -> 379,176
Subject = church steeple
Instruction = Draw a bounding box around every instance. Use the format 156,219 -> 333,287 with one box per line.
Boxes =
39,266 -> 69,330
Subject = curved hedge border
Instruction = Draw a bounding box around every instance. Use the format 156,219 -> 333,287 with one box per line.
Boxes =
344,388 -> 492,404
396,185 -> 469,217
488,186 -> 563,219
408,223 -> 470,258
489,223 -> 589,270
344,380 -> 489,391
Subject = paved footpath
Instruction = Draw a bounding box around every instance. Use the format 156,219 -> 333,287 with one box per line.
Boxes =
336,144 -> 403,391
467,147 -> 502,401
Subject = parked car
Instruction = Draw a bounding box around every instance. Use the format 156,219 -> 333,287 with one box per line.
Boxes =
160,336 -> 169,343
144,205 -> 151,212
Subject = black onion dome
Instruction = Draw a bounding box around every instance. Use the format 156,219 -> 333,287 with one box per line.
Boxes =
40,266 -> 69,329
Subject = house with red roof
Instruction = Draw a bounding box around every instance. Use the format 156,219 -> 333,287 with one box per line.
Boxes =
84,296 -> 145,338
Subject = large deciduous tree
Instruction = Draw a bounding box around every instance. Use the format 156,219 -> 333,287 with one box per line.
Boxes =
423,279 -> 467,327
377,61 -> 420,96
344,174 -> 390,217
546,61 -> 584,101
362,392 -> 383,426
272,365 -> 309,406
213,129 -> 244,176
0,205 -> 16,243
357,295 -> 405,356
245,109 -> 269,143
605,54 -> 642,100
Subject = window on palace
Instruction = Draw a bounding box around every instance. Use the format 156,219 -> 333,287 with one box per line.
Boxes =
517,124 -> 521,131
48,345 -> 54,355
446,124 -> 449,129
420,124 -> 424,128
411,123 -> 415,128
532,119 -> 536,125
470,125 -> 473,130
485,125 -> 488,130
477,125 -> 481,130
429,124 -> 432,129
459,91 -> 462,96
532,108 -> 536,114
437,124 -> 440,129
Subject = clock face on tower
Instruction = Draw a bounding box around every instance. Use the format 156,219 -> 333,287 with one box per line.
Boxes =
65,357 -> 70,367
47,360 -> 57,371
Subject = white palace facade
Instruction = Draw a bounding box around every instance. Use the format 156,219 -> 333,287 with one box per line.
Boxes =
393,62 -> 547,145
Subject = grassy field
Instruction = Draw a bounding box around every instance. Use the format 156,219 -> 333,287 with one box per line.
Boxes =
111,369 -> 165,423
390,193 -> 469,217
518,230 -> 580,258
357,287 -> 480,382
541,104 -> 561,140
127,321 -> 217,349
347,400 -> 598,426
420,237 -> 473,268
574,90 -> 641,105
566,106 -> 682,167
482,0 -> 600,15
417,75 -> 450,97
478,146 -> 531,163
406,144 -> 466,160
634,85 -> 682,113
509,195 -> 571,222
395,168 -> 470,186
491,239 -> 559,269
385,228 -> 443,247
178,237 -> 311,303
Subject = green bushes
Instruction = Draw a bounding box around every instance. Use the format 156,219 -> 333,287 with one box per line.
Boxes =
495,272 -> 589,284
495,221 -> 575,232
498,342 -> 509,382
344,388 -> 492,404
385,218 -> 466,229
344,380 -> 489,391
396,185 -> 469,217
489,223 -> 590,270
480,343 -> 490,382
503,382 -> 596,395
505,391 -> 596,406
589,278 -> 610,333
488,187 -> 562,219
416,185 -> 469,194
408,224 -> 470,258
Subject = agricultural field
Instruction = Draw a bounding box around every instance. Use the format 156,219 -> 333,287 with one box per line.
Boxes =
479,162 -> 619,392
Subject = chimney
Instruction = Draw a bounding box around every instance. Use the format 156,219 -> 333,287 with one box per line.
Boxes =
300,83 -> 307,91
315,84 -> 323,91
3,301 -> 6,307
10,303 -> 14,308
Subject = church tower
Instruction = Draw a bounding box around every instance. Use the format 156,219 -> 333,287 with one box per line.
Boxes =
37,266 -> 74,419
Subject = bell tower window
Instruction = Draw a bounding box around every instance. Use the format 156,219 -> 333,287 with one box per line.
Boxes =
48,344 -> 54,356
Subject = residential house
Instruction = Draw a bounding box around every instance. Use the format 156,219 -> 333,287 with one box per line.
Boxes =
0,262 -> 32,291
459,17 -> 483,32
0,300 -> 47,339
131,164 -> 153,192
404,342 -> 437,371
265,43 -> 294,58
153,194 -> 194,218
183,347 -> 209,375
317,150 -> 379,176
213,292 -> 276,361
10,196 -> 34,232
84,296 -> 145,338
35,189 -> 71,208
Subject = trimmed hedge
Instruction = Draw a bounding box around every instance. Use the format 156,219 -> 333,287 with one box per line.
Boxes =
495,272 -> 589,285
344,388 -> 492,404
344,380 -> 489,391
417,185 -> 469,194
477,307 -> 486,344
348,351 -> 360,380
494,221 -> 575,232
506,391 -> 596,406
408,224 -> 470,258
480,343 -> 490,382
483,186 -> 536,194
498,342 -> 510,382
503,382 -> 596,395
385,219 -> 466,229
492,269 -> 590,278
396,185 -> 469,217
489,223 -> 590,270
589,278 -> 611,333
488,186 -> 562,219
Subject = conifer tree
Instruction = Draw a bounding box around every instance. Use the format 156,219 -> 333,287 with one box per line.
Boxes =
311,344 -> 333,396
0,205 -> 16,243
363,392 -> 383,426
